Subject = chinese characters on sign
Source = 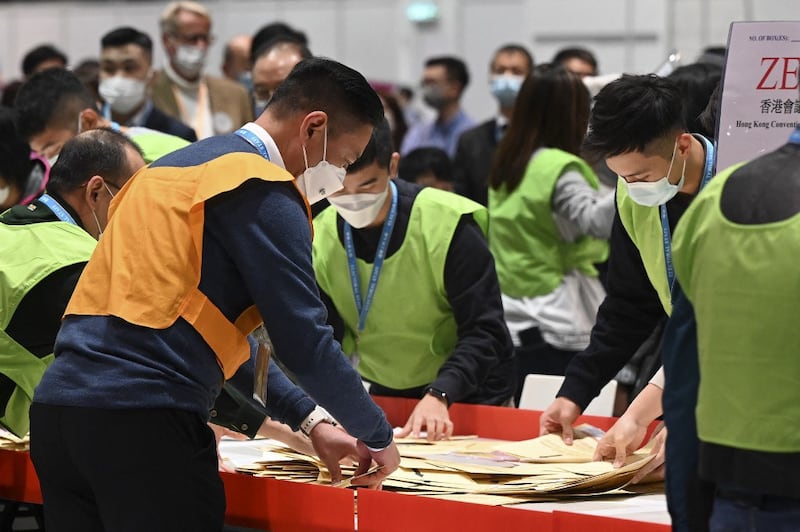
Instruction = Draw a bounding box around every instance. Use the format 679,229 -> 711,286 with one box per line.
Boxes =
715,22 -> 800,171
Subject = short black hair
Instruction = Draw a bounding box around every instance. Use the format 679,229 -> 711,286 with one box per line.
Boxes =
251,22 -> 308,64
491,44 -> 535,73
21,44 -> 68,77
667,62 -> 721,138
347,119 -> 394,173
0,107 -> 35,190
267,57 -> 384,136
398,147 -> 453,184
698,81 -> 721,140
101,27 -> 154,62
0,80 -> 24,109
48,128 -> 142,195
14,69 -> 97,141
582,74 -> 684,161
253,35 -> 312,64
552,47 -> 598,74
425,56 -> 470,89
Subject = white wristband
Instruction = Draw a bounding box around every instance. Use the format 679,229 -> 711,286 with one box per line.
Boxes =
300,405 -> 336,436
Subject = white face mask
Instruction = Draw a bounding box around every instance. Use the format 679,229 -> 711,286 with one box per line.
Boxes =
0,185 -> 10,206
624,142 -> 686,207
99,75 -> 148,115
174,45 -> 206,77
296,127 -> 346,205
328,184 -> 391,229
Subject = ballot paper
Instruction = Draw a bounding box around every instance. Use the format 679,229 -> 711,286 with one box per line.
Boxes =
226,425 -> 662,507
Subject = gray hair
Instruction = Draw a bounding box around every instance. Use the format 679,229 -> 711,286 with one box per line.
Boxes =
160,1 -> 211,35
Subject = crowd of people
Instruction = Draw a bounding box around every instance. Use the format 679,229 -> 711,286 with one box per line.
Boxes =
1,1 -> 798,531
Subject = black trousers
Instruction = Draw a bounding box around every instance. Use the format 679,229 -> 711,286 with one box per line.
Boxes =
30,403 -> 224,532
514,327 -> 579,405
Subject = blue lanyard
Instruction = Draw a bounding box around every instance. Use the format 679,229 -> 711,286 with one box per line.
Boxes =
789,128 -> 800,145
660,135 -> 714,293
99,105 -> 121,132
344,181 -> 398,332
38,194 -> 78,226
234,128 -> 271,161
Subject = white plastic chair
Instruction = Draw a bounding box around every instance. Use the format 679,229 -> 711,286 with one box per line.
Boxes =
518,374 -> 618,417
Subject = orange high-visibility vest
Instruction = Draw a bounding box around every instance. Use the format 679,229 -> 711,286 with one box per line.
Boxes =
66,151 -> 310,378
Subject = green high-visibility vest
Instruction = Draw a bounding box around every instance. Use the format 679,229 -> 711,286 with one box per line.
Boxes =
489,148 -> 608,299
127,128 -> 190,164
313,186 -> 487,390
616,180 -> 674,314
0,220 -> 96,436
673,164 -> 800,453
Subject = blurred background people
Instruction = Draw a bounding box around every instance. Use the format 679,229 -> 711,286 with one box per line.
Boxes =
399,146 -> 454,191
221,34 -> 253,89
488,65 -> 613,403
100,26 -> 197,142
0,107 -> 50,211
401,56 -> 474,158
152,1 -> 252,138
552,46 -> 598,78
21,44 -> 68,79
454,43 -> 534,205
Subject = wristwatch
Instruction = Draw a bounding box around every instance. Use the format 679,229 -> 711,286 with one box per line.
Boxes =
424,387 -> 450,407
300,405 -> 337,436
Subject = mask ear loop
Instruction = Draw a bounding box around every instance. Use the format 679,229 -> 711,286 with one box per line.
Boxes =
322,126 -> 328,162
665,140 -> 678,182
91,208 -> 103,239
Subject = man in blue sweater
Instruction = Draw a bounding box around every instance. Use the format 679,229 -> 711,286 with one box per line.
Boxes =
30,58 -> 400,532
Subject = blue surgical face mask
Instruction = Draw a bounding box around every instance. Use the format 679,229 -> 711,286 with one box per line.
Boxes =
490,75 -> 524,109
624,141 -> 686,207
237,71 -> 253,92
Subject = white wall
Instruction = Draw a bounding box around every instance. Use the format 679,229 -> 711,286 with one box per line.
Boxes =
0,0 -> 797,120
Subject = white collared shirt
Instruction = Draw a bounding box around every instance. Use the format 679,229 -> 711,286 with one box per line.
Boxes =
239,122 -> 287,170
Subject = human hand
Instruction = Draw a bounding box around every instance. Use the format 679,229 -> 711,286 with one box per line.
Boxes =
256,417 -> 317,457
308,422 -> 361,485
395,395 -> 453,441
592,414 -> 648,468
631,424 -> 667,484
350,440 -> 401,490
209,422 -> 248,473
539,397 -> 582,444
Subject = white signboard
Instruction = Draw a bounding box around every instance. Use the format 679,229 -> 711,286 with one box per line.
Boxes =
716,21 -> 800,172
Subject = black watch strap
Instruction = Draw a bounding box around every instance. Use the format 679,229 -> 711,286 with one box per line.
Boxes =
425,386 -> 450,406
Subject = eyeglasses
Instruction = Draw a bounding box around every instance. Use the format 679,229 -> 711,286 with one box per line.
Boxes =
170,32 -> 215,46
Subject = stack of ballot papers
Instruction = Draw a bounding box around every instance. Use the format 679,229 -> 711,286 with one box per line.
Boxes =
221,425 -> 661,506
0,428 -> 29,451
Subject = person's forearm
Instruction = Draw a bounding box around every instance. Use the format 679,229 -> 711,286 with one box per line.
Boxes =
552,172 -> 615,239
207,183 -> 393,448
622,383 -> 663,426
437,217 -> 513,402
558,211 -> 666,409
